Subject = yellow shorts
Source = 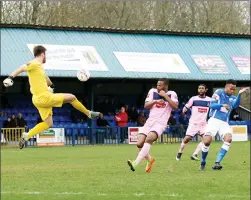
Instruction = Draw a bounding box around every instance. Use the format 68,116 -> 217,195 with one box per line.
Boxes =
32,91 -> 65,121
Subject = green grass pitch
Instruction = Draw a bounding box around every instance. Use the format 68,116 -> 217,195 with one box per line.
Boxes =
1,142 -> 250,200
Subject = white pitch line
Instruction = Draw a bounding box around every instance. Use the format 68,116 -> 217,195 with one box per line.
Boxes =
55,192 -> 83,195
209,194 -> 249,199
134,193 -> 145,196
25,192 -> 42,195
1,150 -> 24,153
0,191 -> 249,198
97,193 -> 107,196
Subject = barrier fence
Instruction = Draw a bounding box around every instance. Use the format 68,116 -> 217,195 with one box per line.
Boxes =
1,124 -> 249,147
1,128 -> 25,147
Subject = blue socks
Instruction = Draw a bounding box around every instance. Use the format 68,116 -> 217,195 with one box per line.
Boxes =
216,142 -> 230,163
201,143 -> 209,163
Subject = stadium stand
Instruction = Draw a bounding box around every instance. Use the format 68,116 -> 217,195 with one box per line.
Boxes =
0,26 -> 250,146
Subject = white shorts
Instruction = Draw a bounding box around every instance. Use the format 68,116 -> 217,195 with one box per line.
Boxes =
205,117 -> 232,138
186,122 -> 206,137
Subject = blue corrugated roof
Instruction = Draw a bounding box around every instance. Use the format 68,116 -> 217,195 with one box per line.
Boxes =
1,28 -> 250,80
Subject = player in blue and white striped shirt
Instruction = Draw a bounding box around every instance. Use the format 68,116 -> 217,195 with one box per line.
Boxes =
199,79 -> 249,170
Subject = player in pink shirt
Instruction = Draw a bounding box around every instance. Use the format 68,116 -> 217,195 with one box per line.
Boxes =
127,78 -> 178,173
176,84 -> 211,161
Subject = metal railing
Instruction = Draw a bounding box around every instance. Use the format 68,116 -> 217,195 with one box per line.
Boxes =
237,106 -> 251,121
1,128 -> 25,147
1,124 -> 246,147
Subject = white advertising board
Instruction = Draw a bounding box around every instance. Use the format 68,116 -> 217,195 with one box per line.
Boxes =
27,44 -> 108,71
128,127 -> 144,144
114,52 -> 190,73
231,125 -> 248,142
36,128 -> 65,147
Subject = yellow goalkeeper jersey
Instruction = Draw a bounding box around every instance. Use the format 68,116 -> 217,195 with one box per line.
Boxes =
25,60 -> 48,95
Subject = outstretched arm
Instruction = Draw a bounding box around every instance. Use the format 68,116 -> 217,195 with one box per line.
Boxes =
231,87 -> 249,109
3,64 -> 28,87
9,64 -> 27,78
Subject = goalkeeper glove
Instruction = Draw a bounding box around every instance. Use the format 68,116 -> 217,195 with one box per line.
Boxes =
3,76 -> 14,87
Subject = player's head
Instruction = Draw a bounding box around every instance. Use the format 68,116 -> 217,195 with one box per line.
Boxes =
33,45 -> 46,63
157,78 -> 169,92
198,84 -> 207,96
225,79 -> 237,96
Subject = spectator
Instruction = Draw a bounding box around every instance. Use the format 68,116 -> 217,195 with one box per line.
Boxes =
128,106 -> 138,122
17,113 -> 27,128
97,115 -> 109,127
96,114 -> 110,144
3,116 -> 14,128
115,107 -> 128,127
137,112 -> 147,126
115,107 -> 128,143
10,114 -> 18,127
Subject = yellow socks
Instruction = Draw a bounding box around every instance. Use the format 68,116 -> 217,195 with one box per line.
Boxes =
71,99 -> 90,116
27,122 -> 49,139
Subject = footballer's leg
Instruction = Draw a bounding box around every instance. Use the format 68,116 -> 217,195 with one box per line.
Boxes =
127,134 -> 146,172
127,131 -> 158,172
19,114 -> 53,149
176,135 -> 192,160
63,93 -> 102,119
137,134 -> 152,161
192,123 -> 207,161
191,137 -> 203,161
199,118 -> 218,170
176,123 -> 197,161
136,134 -> 155,173
199,134 -> 212,170
213,129 -> 232,170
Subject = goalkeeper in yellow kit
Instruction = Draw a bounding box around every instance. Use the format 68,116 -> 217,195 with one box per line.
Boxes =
3,45 -> 102,149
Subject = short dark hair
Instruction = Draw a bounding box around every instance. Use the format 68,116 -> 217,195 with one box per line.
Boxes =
199,84 -> 207,89
33,45 -> 46,57
226,79 -> 237,85
158,78 -> 169,85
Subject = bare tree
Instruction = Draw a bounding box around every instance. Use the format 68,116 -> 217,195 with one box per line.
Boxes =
1,1 -> 250,34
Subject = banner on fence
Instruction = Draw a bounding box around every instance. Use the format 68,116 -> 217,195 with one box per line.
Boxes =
37,128 -> 65,147
128,127 -> 144,144
231,125 -> 248,142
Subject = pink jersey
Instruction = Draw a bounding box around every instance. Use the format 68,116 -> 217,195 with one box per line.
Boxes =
185,95 -> 211,124
145,88 -> 178,124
